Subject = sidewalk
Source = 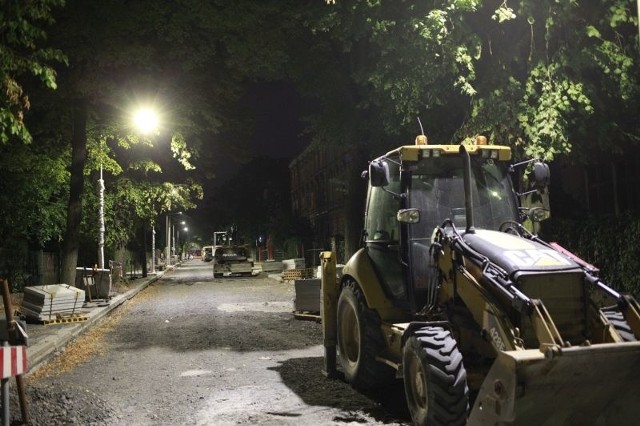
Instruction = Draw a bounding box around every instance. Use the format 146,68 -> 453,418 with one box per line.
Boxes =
23,268 -> 168,373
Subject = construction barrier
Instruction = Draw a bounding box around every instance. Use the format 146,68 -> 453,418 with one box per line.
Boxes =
0,345 -> 27,379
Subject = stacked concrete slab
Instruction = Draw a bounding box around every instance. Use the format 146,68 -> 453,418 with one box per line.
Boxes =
282,258 -> 305,270
22,284 -> 85,322
259,261 -> 283,273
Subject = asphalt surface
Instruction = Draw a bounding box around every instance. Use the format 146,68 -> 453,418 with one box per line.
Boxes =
17,260 -> 411,426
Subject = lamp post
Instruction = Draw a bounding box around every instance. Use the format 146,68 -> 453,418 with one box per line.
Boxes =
177,220 -> 186,259
151,227 -> 156,274
98,146 -> 105,269
177,224 -> 188,260
166,215 -> 170,266
132,106 -> 160,273
182,226 -> 188,259
166,212 -> 182,266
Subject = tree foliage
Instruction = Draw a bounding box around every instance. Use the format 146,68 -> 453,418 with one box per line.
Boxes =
0,139 -> 68,245
0,1 -> 69,253
1,0 -> 638,285
541,212 -> 640,297
316,0 -> 639,163
0,0 -> 67,143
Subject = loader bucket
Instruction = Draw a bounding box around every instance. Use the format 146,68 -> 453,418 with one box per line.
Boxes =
468,342 -> 640,425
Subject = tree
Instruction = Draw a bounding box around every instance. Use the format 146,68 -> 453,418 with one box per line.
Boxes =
43,0 -> 243,285
0,0 -> 67,144
290,1 -> 639,257
0,1 -> 68,285
318,0 -> 639,163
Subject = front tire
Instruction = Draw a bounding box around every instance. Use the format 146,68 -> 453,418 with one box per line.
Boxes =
403,326 -> 468,426
336,280 -> 395,390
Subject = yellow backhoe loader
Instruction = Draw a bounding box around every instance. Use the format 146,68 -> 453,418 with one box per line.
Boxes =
320,135 -> 640,425
212,229 -> 255,277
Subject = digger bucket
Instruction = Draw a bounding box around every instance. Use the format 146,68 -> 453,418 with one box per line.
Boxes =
468,342 -> 640,425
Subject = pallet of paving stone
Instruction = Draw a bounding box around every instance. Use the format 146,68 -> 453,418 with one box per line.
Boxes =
22,284 -> 85,322
283,268 -> 315,282
39,313 -> 88,325
260,261 -> 283,273
282,258 -> 305,270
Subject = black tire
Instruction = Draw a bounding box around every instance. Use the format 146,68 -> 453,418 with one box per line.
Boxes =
603,309 -> 637,341
336,280 -> 395,390
403,326 -> 468,426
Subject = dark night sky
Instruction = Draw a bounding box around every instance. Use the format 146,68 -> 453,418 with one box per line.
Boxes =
205,81 -> 310,184
188,81 -> 312,241
248,81 -> 309,160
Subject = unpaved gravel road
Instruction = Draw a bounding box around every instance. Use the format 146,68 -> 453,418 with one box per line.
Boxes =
15,260 -> 411,425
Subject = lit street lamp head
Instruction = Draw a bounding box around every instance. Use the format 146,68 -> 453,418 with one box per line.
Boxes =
133,107 -> 160,134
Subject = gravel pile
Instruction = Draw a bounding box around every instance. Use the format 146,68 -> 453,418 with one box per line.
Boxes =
9,381 -> 121,425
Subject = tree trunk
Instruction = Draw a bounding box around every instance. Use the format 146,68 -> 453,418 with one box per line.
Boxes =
60,99 -> 88,286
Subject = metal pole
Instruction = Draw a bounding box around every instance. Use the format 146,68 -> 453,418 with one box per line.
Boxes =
151,226 -> 156,274
165,215 -> 170,267
98,164 -> 105,269
2,279 -> 27,424
1,356 -> 8,426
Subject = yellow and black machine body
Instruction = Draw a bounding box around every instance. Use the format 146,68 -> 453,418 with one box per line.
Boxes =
212,229 -> 254,277
320,136 -> 640,425
202,245 -> 214,262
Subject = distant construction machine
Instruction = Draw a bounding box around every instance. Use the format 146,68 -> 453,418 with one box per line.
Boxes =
212,228 -> 256,278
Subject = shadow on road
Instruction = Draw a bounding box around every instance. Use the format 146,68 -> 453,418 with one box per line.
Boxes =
269,356 -> 411,424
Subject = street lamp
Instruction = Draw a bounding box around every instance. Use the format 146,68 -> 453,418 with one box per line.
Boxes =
183,226 -> 189,259
98,141 -> 106,270
177,225 -> 188,260
151,226 -> 156,274
97,105 -> 161,271
176,221 -> 185,259
133,108 -> 160,135
166,212 -> 182,267
131,105 -> 160,273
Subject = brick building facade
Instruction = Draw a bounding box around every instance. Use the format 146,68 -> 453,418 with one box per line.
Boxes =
289,143 -> 356,264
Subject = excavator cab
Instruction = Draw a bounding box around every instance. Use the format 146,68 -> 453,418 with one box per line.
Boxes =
365,142 -> 521,315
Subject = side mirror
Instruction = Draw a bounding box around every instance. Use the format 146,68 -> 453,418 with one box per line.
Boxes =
369,160 -> 390,187
533,162 -> 550,190
528,206 -> 549,223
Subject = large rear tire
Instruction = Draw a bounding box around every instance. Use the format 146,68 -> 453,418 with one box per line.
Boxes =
336,279 -> 395,390
403,326 -> 468,426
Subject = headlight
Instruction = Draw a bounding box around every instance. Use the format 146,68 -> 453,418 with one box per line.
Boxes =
397,208 -> 421,224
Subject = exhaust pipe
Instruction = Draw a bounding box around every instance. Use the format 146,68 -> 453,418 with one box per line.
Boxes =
459,145 -> 475,234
